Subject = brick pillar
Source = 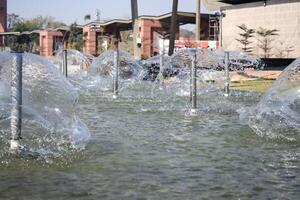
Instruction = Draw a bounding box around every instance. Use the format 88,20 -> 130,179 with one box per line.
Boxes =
83,26 -> 97,55
139,19 -> 163,58
39,31 -> 63,57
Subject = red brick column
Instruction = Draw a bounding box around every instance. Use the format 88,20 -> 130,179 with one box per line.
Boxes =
39,31 -> 63,57
83,26 -> 97,55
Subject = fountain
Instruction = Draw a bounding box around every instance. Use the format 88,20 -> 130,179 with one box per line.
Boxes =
240,58 -> 300,141
143,55 -> 173,82
1,48 -> 299,199
113,49 -> 119,99
89,50 -> 142,79
190,51 -> 197,113
0,52 -> 90,156
84,50 -> 144,97
224,51 -> 230,97
52,48 -> 93,76
62,49 -> 68,77
10,52 -> 23,153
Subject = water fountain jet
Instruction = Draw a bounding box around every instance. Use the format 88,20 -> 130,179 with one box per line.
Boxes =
224,51 -> 230,97
190,51 -> 197,114
113,47 -> 119,99
10,52 -> 23,153
240,58 -> 300,141
0,52 -> 90,157
62,49 -> 68,77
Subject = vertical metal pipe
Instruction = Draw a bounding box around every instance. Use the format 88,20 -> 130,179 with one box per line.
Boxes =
159,54 -> 164,84
168,0 -> 178,56
113,43 -> 119,99
131,0 -> 140,60
224,51 -> 230,97
159,54 -> 164,70
191,52 -> 197,112
10,52 -> 23,152
63,49 -> 68,77
219,11 -> 223,48
196,0 -> 201,41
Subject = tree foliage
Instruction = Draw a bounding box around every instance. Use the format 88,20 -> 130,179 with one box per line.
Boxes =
6,15 -> 65,52
256,27 -> 279,58
236,24 -> 255,53
68,23 -> 84,51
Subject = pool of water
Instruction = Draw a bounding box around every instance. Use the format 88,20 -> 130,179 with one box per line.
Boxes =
1,89 -> 300,199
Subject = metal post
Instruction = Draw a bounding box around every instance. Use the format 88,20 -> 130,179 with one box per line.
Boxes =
113,43 -> 119,99
224,51 -> 230,97
191,52 -> 197,113
219,11 -> 223,48
62,49 -> 68,77
10,52 -> 23,152
196,0 -> 201,41
168,0 -> 178,56
131,0 -> 140,60
159,53 -> 164,85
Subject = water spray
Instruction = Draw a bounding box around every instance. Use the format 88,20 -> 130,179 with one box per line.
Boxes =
224,51 -> 230,97
10,52 -> 23,153
113,43 -> 119,99
158,53 -> 164,87
62,49 -> 68,77
190,51 -> 197,113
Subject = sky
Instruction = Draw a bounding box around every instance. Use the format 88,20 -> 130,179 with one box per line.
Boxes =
7,0 -> 215,25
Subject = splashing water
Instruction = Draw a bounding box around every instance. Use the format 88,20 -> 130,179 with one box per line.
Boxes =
71,50 -> 145,96
70,48 -> 262,102
0,52 -> 90,157
143,55 -> 173,81
51,48 -> 93,75
240,58 -> 300,141
89,50 -> 143,79
162,48 -> 264,95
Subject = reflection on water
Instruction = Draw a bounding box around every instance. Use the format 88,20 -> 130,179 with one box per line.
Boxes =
1,91 -> 300,199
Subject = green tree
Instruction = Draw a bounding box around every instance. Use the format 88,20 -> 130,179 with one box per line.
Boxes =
256,27 -> 279,58
236,24 -> 255,53
30,16 -> 65,29
68,23 -> 83,51
6,15 -> 65,52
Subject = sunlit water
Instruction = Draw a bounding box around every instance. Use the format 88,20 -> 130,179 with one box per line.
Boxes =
0,50 -> 299,199
0,52 -> 90,157
240,58 -> 300,141
1,89 -> 300,199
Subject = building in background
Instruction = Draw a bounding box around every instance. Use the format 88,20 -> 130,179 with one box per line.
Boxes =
83,12 -> 219,58
0,0 -> 220,58
220,0 -> 300,59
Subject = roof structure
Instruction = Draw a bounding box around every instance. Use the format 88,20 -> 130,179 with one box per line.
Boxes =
0,11 -> 215,36
218,0 -> 264,4
0,30 -> 39,36
203,0 -> 264,9
85,11 -> 210,31
204,0 -> 300,10
85,19 -> 132,32
0,25 -> 83,36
